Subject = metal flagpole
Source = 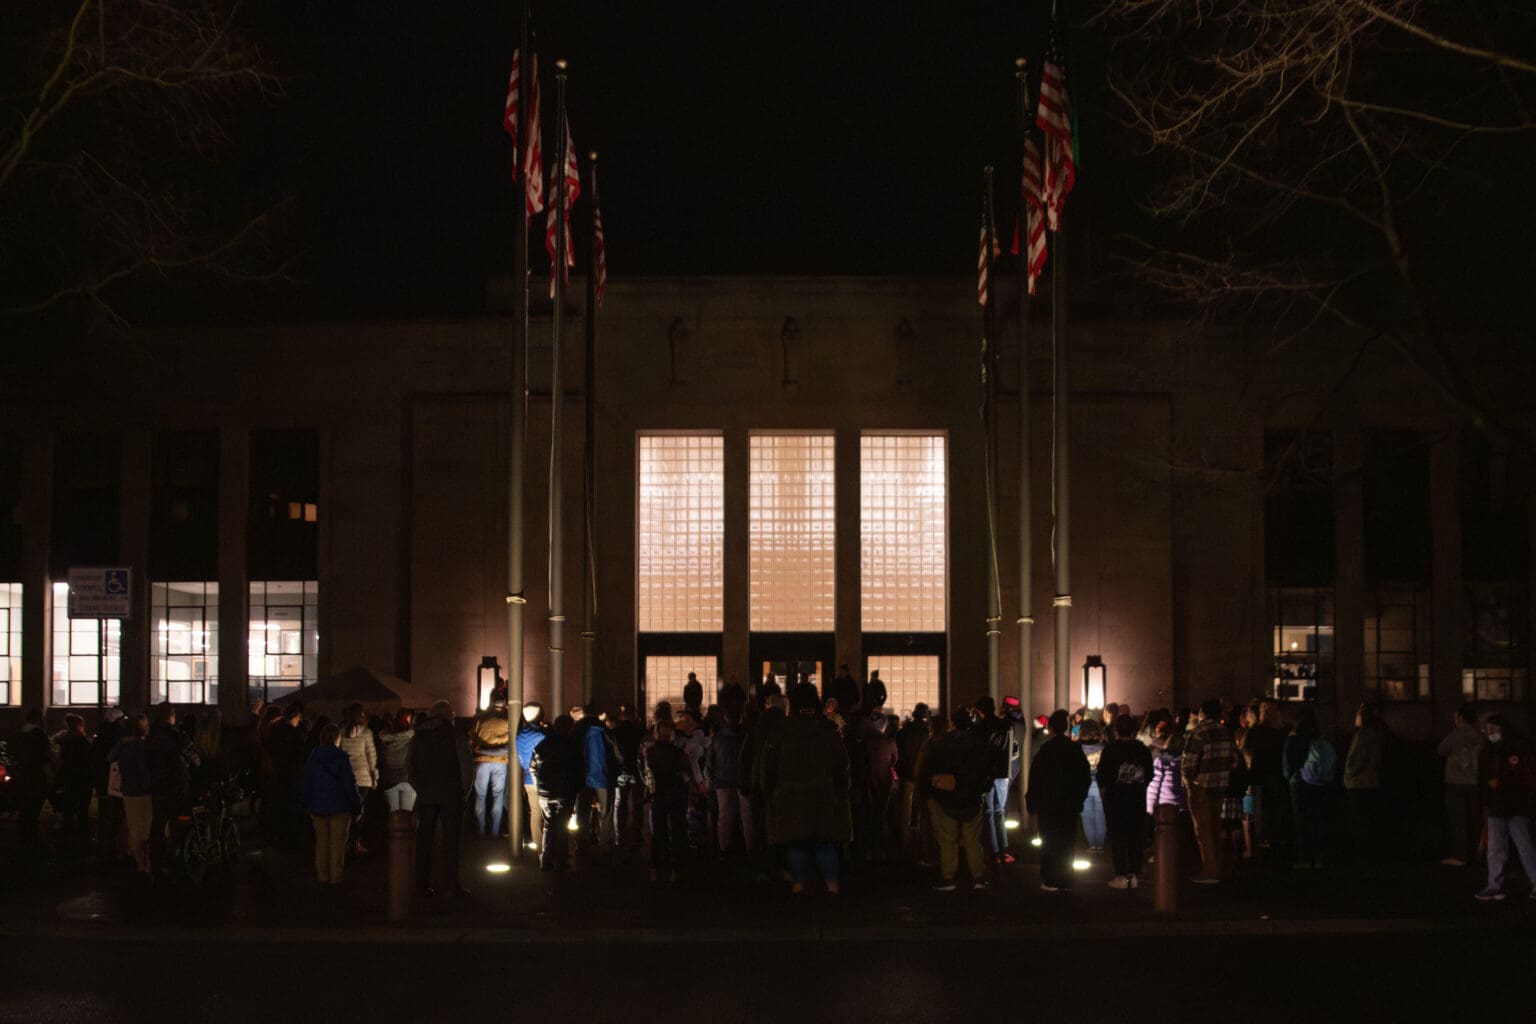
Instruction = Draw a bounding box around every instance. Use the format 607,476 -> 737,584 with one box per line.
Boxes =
548,60 -> 569,720
982,167 -> 1002,706
581,152 -> 598,706
506,0 -> 531,866
1049,36 -> 1072,714
1014,56 -> 1035,794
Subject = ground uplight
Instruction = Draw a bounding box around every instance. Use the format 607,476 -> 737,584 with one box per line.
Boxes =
1072,859 -> 1091,871
485,862 -> 512,874
1004,818 -> 1020,830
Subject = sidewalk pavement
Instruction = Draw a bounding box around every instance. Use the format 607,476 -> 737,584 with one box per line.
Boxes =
2,818 -> 1532,944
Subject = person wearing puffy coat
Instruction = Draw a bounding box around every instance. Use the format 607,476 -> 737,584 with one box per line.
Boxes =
338,703 -> 378,855
300,723 -> 362,884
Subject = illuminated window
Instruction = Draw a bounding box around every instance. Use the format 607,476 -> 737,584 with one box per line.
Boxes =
249,580 -> 318,701
750,433 -> 835,631
1364,585 -> 1430,702
643,655 -> 718,718
51,581 -> 120,707
1462,582 -> 1528,703
0,583 -> 20,705
861,434 -> 946,632
865,655 -> 941,721
151,582 -> 219,705
637,434 -> 724,632
1270,587 -> 1334,703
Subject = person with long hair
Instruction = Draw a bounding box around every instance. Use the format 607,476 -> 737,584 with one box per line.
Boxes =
339,702 -> 378,855
1344,702 -> 1387,866
1284,708 -> 1334,869
1078,719 -> 1107,852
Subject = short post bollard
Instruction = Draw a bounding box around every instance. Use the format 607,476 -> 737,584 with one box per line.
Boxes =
1153,803 -> 1178,913
387,808 -> 416,922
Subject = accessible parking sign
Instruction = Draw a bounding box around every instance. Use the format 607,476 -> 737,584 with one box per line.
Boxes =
68,567 -> 133,619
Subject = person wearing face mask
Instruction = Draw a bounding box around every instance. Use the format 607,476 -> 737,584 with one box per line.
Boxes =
1474,714 -> 1536,902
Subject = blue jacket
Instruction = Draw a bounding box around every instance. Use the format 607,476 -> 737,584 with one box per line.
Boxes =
516,721 -> 546,783
300,744 -> 362,816
582,722 -> 610,789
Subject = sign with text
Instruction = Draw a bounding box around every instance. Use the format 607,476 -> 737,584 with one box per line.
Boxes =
68,567 -> 133,619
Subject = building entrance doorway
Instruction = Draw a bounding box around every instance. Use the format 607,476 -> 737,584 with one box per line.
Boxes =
749,633 -> 835,702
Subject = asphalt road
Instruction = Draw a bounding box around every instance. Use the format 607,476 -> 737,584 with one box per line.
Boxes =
3,929 -> 1532,1023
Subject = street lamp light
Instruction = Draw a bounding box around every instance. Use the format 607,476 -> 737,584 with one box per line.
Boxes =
1083,654 -> 1106,709
478,655 -> 503,710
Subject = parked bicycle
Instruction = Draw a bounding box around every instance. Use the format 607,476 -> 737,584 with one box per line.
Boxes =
178,777 -> 243,884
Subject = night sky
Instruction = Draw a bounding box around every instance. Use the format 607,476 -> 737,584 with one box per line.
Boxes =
249,1 -> 1069,315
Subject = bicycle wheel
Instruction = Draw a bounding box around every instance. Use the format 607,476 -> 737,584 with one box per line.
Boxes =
219,818 -> 241,876
183,830 -> 209,885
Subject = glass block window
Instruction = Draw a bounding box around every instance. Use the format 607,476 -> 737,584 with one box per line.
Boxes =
866,654 -> 941,722
0,583 -> 20,705
1364,585 -> 1430,702
1462,582 -> 1528,703
750,433 -> 835,631
249,580 -> 318,702
1269,586 -> 1334,703
643,655 -> 718,720
51,581 -> 120,707
861,433 -> 947,632
637,434 -> 724,632
151,582 -> 219,705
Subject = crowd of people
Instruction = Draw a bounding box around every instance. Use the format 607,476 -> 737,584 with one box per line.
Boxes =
5,676 -> 1534,906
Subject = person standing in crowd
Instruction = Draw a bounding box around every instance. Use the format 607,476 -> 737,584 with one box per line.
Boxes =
1181,698 -> 1238,884
1027,709 -> 1091,893
1077,718 -> 1108,854
263,702 -> 306,847
410,700 -> 473,898
643,718 -> 690,881
300,722 -> 362,885
145,702 -> 199,875
674,710 -> 711,853
920,708 -> 998,891
895,704 -> 931,846
1283,708 -> 1334,869
1098,713 -> 1154,889
912,712 -> 953,866
338,702 -> 377,856
110,713 -> 154,875
93,708 -> 127,866
1474,714 -> 1536,902
707,705 -> 753,855
973,697 -> 1019,865
55,713 -> 94,845
377,708 -> 416,813
515,702 -> 547,853
683,672 -> 705,719
863,713 -> 898,863
1343,702 -> 1387,867
864,670 -> 888,715
469,692 -> 511,839
1242,700 -> 1288,857
608,703 -> 645,848
762,682 -> 852,895
11,708 -> 53,849
530,715 -> 585,871
829,664 -> 860,716
1438,703 -> 1484,868
577,705 -> 612,851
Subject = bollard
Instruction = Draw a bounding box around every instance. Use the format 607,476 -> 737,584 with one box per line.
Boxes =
387,808 -> 416,922
1153,803 -> 1179,913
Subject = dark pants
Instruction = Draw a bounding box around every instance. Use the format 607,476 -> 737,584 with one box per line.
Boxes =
59,783 -> 92,839
866,785 -> 894,859
1106,791 -> 1147,877
1445,784 -> 1481,863
149,793 -> 184,875
1292,780 -> 1328,864
650,796 -> 686,872
97,793 -> 124,865
614,782 -> 644,846
539,794 -> 574,870
581,787 -> 610,848
1347,786 -> 1383,864
18,792 -> 45,848
1038,812 -> 1077,889
415,800 -> 464,891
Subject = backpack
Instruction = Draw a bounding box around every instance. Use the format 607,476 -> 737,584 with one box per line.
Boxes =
1300,739 -> 1336,787
985,720 -> 1020,772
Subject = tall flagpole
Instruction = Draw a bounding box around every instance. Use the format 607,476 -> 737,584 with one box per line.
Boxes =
1049,15 -> 1072,714
1014,56 -> 1035,793
548,60 -> 569,720
982,167 -> 1002,706
506,0 -> 530,866
580,152 -> 599,706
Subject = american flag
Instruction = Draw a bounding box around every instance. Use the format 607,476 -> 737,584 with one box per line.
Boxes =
521,52 -> 544,216
503,49 -> 521,164
545,113 -> 581,296
977,209 -> 993,307
1035,42 -> 1075,231
1020,134 -> 1048,294
592,163 -> 607,308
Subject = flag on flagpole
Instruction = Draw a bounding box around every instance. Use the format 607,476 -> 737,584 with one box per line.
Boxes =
546,114 -> 581,296
592,165 -> 607,308
977,208 -> 992,307
1020,134 -> 1048,294
503,48 -> 522,170
1035,39 -> 1075,232
521,51 -> 544,215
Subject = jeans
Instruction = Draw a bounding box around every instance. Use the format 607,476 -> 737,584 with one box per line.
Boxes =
787,840 -> 840,887
524,784 -> 544,852
473,762 -> 508,836
928,801 -> 987,883
382,782 -> 417,812
982,777 -> 1010,856
715,788 -> 755,853
415,800 -> 464,891
1081,781 -> 1106,848
582,787 -> 610,848
1485,815 -> 1536,894
539,795 -> 573,869
1038,811 -> 1077,889
1444,784 -> 1480,863
1105,791 -> 1147,877
650,797 -> 686,872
